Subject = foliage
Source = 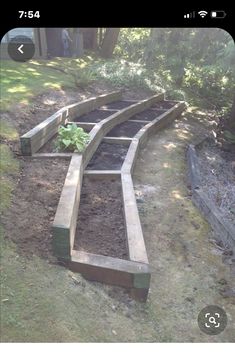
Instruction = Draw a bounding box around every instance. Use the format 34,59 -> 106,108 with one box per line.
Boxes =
114,28 -> 150,61
70,69 -> 96,89
183,64 -> 235,110
90,59 -> 163,92
113,28 -> 235,113
55,123 -> 89,152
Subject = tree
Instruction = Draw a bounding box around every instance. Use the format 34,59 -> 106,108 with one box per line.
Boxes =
100,28 -> 120,58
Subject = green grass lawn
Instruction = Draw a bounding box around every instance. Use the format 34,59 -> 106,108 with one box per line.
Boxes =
1,59 -> 74,110
0,56 -> 101,110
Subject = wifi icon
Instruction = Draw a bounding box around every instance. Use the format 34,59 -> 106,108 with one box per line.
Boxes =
198,10 -> 208,18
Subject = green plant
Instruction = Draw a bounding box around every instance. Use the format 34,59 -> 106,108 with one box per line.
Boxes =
55,123 -> 89,152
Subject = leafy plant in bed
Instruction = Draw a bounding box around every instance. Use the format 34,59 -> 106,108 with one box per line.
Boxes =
55,123 -> 90,152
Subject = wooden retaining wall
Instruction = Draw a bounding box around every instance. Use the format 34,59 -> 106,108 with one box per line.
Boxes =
20,91 -> 122,155
187,142 -> 235,251
51,96 -> 186,301
52,93 -> 164,261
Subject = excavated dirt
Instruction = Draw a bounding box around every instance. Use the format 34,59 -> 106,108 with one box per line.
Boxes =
107,121 -> 147,138
74,177 -> 128,259
130,108 -> 167,122
74,109 -> 118,123
87,142 -> 129,170
1,158 -> 69,261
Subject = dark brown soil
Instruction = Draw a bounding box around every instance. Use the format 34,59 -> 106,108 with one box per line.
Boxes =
152,100 -> 176,109
106,120 -> 147,138
74,109 -> 118,123
1,158 -> 69,261
100,100 -> 137,110
74,177 -> 128,259
86,142 -> 129,170
130,108 -> 167,122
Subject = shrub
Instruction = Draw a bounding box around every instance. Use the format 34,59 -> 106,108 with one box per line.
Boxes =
55,123 -> 89,152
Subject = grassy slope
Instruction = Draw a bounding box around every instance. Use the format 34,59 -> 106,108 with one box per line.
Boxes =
1,59 -> 75,110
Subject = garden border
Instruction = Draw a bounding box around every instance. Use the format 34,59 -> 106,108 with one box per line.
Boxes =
187,142 -> 235,251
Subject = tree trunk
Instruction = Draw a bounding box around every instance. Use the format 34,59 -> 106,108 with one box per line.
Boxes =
98,28 -> 104,48
91,28 -> 98,50
143,28 -> 158,68
100,28 -> 120,58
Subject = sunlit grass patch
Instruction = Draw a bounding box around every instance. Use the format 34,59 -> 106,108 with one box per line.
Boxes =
0,120 -> 18,140
0,145 -> 19,213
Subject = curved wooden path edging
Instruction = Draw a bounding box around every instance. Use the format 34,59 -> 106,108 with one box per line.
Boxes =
20,91 -> 122,155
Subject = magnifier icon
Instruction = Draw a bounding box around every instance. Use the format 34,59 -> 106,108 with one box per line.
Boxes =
209,316 -> 216,324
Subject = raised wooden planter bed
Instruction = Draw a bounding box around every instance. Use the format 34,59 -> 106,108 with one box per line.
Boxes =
21,91 -> 185,301
20,91 -> 122,156
52,95 -> 185,301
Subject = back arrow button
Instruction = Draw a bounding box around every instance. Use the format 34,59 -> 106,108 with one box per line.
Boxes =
18,44 -> 24,54
8,35 -> 35,62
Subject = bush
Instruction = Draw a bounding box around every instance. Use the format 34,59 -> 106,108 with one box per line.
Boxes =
183,64 -> 235,110
55,123 -> 89,152
91,59 -> 164,92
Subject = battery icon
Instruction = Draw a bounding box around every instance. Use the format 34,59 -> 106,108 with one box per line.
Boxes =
210,10 -> 226,18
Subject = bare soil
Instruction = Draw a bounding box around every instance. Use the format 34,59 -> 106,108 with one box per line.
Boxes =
1,158 -> 69,261
74,177 -> 128,259
74,109 -> 118,123
107,121 -> 147,138
130,109 -> 167,122
87,142 -> 129,170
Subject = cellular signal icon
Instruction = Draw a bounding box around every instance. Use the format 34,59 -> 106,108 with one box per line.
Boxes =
198,10 -> 208,18
184,11 -> 195,18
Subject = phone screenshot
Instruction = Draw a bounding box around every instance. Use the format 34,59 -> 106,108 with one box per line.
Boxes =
0,5 -> 234,349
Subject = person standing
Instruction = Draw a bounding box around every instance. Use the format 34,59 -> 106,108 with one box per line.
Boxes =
62,28 -> 72,57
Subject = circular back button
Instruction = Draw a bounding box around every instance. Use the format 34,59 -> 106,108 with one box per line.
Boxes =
8,35 -> 35,62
